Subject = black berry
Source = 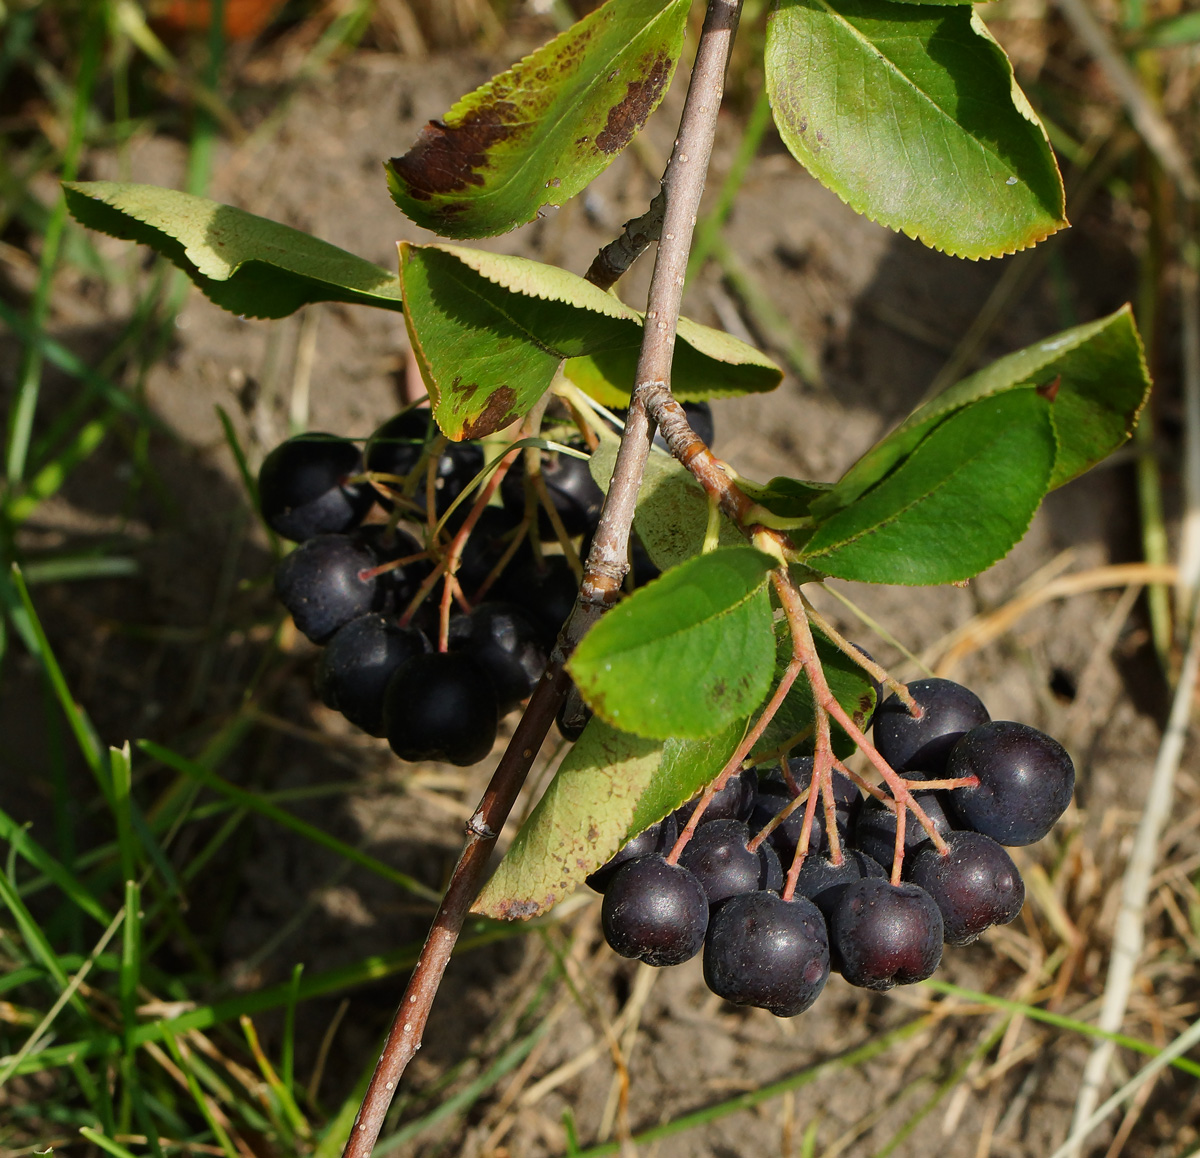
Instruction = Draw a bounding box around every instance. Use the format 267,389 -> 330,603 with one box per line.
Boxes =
601,856 -> 708,967
906,831 -> 1025,945
274,533 -> 384,643
852,772 -> 953,870
674,768 -> 757,826
317,615 -> 430,736
384,651 -> 499,766
258,433 -> 374,542
366,410 -> 483,518
495,554 -> 578,647
678,819 -> 783,907
703,891 -> 829,1017
945,721 -> 1075,846
500,447 -> 604,539
873,678 -> 990,774
829,878 -> 943,990
448,602 -> 547,715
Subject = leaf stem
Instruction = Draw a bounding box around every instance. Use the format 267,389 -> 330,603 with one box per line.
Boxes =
339,5 -> 744,1155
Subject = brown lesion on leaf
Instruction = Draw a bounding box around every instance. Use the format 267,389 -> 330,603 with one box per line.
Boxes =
390,101 -> 526,202
491,896 -> 553,921
595,53 -> 672,155
460,385 -> 519,439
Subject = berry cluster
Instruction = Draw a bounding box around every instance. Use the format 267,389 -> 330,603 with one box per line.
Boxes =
591,677 -> 1074,1015
260,412 -> 585,764
259,405 -> 713,764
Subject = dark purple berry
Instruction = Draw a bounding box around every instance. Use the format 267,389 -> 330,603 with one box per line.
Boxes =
383,651 -> 498,766
678,820 -> 783,907
945,721 -> 1074,846
703,891 -> 829,1017
457,505 -> 528,596
317,615 -> 430,736
587,814 -> 678,893
601,857 -> 708,967
794,849 -> 887,921
356,525 -> 429,610
448,602 -> 547,715
258,433 -> 374,542
500,447 -> 604,539
829,878 -> 943,990
906,831 -> 1025,945
873,678 -> 989,774
274,533 -> 384,643
852,773 -> 953,870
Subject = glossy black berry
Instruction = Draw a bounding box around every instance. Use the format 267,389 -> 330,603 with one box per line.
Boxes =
852,773 -> 953,870
829,878 -> 943,990
317,616 -> 430,736
500,447 -> 604,539
365,410 -> 483,518
457,505 -> 528,596
601,856 -> 708,967
678,820 -> 783,907
448,602 -> 547,715
945,721 -> 1075,846
873,678 -> 990,774
703,892 -> 829,1017
274,533 -> 383,643
258,433 -> 374,542
906,831 -> 1025,945
383,651 -> 499,766
356,525 -> 428,611
586,814 -> 678,893
614,401 -> 715,450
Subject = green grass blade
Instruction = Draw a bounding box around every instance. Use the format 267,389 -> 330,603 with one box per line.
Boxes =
79,1126 -> 141,1158
0,805 -> 111,926
4,7 -> 104,483
160,1028 -> 240,1158
8,564 -> 110,795
22,554 -> 139,584
138,739 -> 441,902
5,413 -> 115,524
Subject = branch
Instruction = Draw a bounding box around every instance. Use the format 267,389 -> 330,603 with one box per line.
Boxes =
340,5 -> 744,1155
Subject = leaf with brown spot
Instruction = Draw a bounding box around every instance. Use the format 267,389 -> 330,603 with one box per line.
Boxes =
398,243 -> 781,440
386,0 -> 690,238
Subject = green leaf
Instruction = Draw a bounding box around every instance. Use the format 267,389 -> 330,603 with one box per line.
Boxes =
386,0 -> 690,238
765,0 -> 1067,259
812,306 -> 1150,518
587,438 -> 746,571
1137,10 -> 1200,49
473,717 -> 745,920
399,243 -> 781,439
799,390 -> 1055,584
568,546 -> 777,739
63,182 -> 403,319
754,625 -> 877,756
